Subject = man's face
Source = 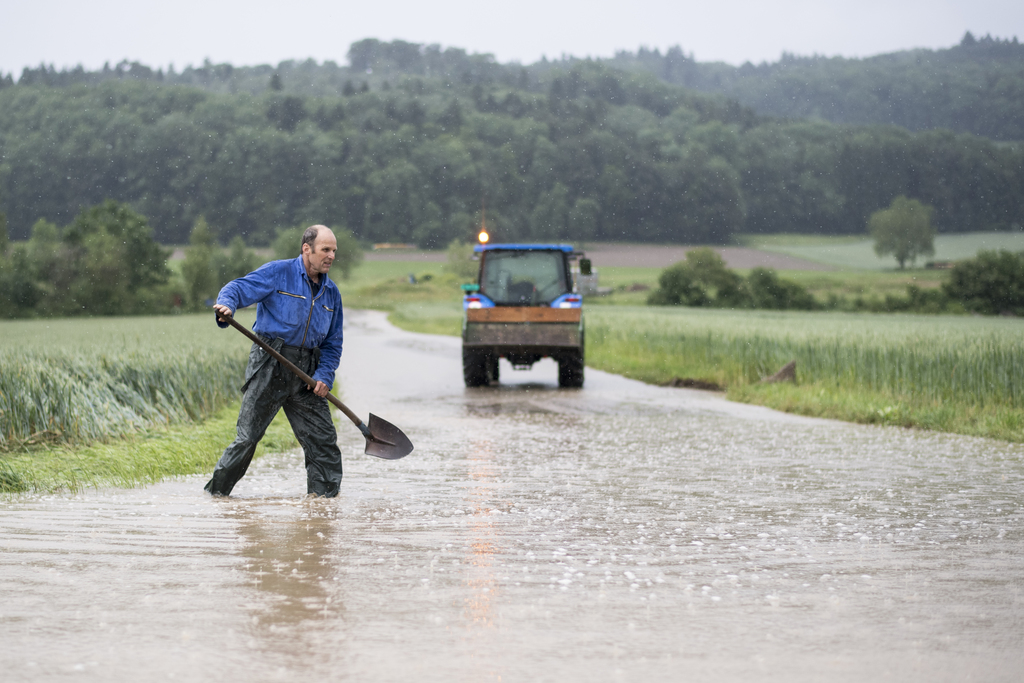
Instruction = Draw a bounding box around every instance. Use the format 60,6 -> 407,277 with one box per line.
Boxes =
303,230 -> 338,276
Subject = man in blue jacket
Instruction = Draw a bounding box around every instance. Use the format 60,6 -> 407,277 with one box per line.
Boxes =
205,225 -> 345,497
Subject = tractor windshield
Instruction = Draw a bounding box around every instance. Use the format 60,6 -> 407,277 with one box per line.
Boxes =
480,250 -> 569,305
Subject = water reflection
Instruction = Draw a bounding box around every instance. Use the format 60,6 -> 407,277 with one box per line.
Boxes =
227,497 -> 349,667
460,438 -> 503,680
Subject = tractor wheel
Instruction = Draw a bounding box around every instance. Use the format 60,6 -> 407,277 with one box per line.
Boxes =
558,350 -> 584,388
463,351 -> 491,387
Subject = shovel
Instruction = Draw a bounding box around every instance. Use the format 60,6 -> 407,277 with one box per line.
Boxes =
219,313 -> 413,460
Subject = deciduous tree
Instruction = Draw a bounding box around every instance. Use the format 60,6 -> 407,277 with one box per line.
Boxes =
869,196 -> 935,269
181,217 -> 217,310
58,201 -> 171,315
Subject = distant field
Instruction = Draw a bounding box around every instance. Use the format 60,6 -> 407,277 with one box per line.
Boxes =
741,232 -> 1024,270
336,259 -> 450,293
331,244 -> 956,309
338,254 -> 950,310
778,269 -> 946,302
583,266 -> 951,306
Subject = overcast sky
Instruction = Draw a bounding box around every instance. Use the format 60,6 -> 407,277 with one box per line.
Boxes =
3,0 -> 1022,77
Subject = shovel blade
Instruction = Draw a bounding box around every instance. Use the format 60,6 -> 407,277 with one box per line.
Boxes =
363,413 -> 414,460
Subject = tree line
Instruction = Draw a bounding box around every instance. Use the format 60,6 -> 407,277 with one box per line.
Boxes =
6,34 -> 1023,142
0,202 -> 362,319
608,32 -> 1024,142
1,53 -> 1022,248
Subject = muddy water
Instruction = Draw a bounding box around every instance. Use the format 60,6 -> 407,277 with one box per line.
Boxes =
2,310 -> 1022,682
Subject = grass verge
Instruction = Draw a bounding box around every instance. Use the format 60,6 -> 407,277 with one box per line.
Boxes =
0,402 -> 298,494
726,381 -> 1024,440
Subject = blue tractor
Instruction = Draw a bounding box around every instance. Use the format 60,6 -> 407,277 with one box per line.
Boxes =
461,243 -> 586,388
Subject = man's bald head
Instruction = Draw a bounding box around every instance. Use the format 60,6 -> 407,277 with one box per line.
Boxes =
301,224 -> 332,252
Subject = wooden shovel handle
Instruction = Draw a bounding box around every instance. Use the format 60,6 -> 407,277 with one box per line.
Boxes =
219,312 -> 363,429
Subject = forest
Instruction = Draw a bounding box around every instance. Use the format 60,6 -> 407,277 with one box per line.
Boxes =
0,38 -> 1022,247
610,32 -> 1024,142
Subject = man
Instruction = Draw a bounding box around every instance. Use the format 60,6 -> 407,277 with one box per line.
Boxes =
205,225 -> 345,497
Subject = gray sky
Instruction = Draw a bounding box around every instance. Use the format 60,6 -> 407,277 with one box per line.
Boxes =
3,0 -> 1022,76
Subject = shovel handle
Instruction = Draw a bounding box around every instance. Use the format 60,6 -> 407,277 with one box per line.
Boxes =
219,313 -> 364,429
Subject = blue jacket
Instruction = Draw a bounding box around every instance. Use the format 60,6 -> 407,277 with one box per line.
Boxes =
216,256 -> 343,389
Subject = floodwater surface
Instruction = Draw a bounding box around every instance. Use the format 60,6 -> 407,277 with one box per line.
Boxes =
2,311 -> 1022,682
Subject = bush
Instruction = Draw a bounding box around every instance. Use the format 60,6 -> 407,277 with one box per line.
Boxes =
647,262 -> 710,306
647,248 -> 815,310
877,285 -> 955,314
646,247 -> 735,306
745,268 -> 817,310
944,249 -> 1024,315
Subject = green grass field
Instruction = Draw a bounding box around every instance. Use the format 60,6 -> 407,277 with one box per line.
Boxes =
740,231 -> 1024,270
584,308 -> 1023,434
336,259 -> 447,295
0,313 -> 255,449
0,311 -> 303,492
386,296 -> 1024,400
774,269 -> 947,303
340,267 -> 462,311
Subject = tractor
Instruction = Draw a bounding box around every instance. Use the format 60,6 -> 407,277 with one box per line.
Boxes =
461,243 -> 586,388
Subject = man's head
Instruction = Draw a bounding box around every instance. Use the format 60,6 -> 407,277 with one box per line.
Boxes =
300,225 -> 337,280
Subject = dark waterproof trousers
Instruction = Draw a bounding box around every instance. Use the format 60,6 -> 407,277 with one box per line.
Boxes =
205,340 -> 343,497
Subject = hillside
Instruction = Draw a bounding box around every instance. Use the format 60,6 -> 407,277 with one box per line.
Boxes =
607,32 -> 1024,142
8,33 -> 1023,142
0,41 -> 1022,247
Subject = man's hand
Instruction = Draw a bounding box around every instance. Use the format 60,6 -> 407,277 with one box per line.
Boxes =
213,303 -> 234,322
309,381 -> 329,398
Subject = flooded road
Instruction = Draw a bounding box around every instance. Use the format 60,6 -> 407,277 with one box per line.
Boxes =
2,310 -> 1023,682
